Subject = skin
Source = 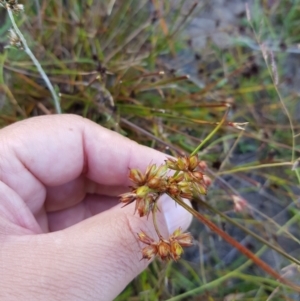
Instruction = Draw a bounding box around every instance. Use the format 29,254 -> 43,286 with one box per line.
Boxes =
0,114 -> 192,301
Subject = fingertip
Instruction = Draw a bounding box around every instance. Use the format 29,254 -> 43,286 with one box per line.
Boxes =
158,195 -> 193,234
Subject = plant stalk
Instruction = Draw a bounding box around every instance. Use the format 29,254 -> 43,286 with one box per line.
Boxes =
6,6 -> 62,114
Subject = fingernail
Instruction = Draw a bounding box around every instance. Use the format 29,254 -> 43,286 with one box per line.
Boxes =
158,195 -> 193,234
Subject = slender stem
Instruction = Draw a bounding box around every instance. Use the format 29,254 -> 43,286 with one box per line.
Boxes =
217,161 -> 293,175
248,21 -> 300,184
191,107 -> 229,156
173,109 -> 229,177
6,6 -> 62,114
152,203 -> 163,239
171,195 -> 300,292
197,197 -> 300,266
107,0 -> 116,15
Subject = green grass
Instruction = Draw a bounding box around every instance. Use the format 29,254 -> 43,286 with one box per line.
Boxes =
1,0 -> 300,300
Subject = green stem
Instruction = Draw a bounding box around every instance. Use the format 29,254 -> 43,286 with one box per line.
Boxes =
217,161 -> 293,175
6,6 -> 62,114
190,107 -> 229,156
172,107 -> 230,178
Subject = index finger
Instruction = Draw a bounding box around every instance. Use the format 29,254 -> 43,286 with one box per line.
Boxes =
0,115 -> 166,186
0,114 -> 168,202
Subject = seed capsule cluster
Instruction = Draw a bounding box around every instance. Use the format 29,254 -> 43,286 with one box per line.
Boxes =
120,155 -> 211,261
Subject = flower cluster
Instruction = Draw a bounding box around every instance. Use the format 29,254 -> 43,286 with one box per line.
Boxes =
120,155 -> 211,216
137,228 -> 193,261
165,156 -> 211,200
0,0 -> 24,13
120,155 -> 211,262
120,164 -> 168,217
7,28 -> 23,49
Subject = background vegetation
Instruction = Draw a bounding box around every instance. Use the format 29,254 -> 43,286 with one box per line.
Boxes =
1,0 -> 300,300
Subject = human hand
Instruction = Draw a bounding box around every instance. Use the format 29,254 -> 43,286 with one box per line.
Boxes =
0,115 -> 192,301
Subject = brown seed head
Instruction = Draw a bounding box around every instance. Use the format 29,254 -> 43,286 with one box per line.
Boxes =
167,183 -> 180,196
137,229 -> 193,262
157,240 -> 171,261
137,231 -> 155,245
147,177 -> 167,191
141,245 -> 158,260
119,191 -> 137,205
147,177 -> 160,189
170,228 -> 193,247
136,185 -> 151,198
155,164 -> 168,178
135,192 -> 158,217
170,240 -> 183,261
177,156 -> 189,170
192,182 -> 207,195
135,198 -> 149,217
191,171 -> 203,182
145,164 -> 167,181
129,164 -> 168,192
144,164 -> 157,179
165,157 -> 180,170
178,181 -> 193,199
188,155 -> 199,170
165,156 -> 190,171
172,173 -> 185,183
129,169 -> 145,185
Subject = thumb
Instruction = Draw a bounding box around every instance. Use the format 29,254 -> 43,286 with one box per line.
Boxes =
65,195 -> 193,300
2,196 -> 192,301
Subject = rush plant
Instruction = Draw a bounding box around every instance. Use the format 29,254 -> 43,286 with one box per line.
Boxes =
120,155 -> 209,261
121,151 -> 300,292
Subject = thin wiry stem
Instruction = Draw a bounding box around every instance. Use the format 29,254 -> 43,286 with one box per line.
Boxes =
152,203 -> 163,239
107,0 -> 116,15
196,197 -> 300,266
191,106 -> 229,156
217,161 -> 293,176
246,12 -> 300,183
171,195 -> 300,292
6,5 -> 62,114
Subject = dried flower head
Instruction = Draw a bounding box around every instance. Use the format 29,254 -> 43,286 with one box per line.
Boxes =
129,164 -> 168,190
166,155 -> 199,172
231,195 -> 248,213
176,180 -> 193,199
120,163 -> 169,217
0,0 -> 24,13
167,177 -> 203,200
137,228 -> 193,261
169,227 -> 193,247
121,156 -> 211,218
165,155 -> 211,198
120,155 -> 209,263
7,28 -> 23,49
120,187 -> 159,217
